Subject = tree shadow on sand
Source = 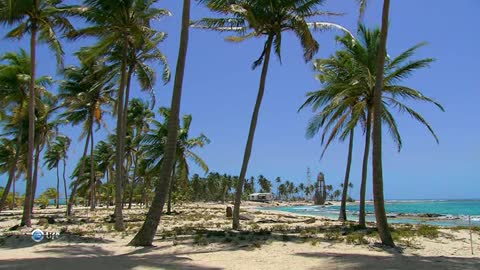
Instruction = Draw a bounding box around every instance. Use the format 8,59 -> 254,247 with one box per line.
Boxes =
0,233 -> 113,249
0,245 -> 223,270
295,251 -> 480,270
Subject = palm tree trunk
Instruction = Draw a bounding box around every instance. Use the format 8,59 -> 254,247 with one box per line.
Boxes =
339,130 -> 355,221
63,158 -> 68,211
372,0 -> 394,247
167,162 -> 176,214
11,174 -> 16,210
128,0 -> 190,246
114,40 -> 129,232
21,15 -> 38,227
89,121 -> 95,211
67,127 -> 91,216
31,144 -> 41,212
359,108 -> 372,228
56,165 -> 60,209
0,128 -> 22,212
128,154 -> 138,209
232,36 -> 274,230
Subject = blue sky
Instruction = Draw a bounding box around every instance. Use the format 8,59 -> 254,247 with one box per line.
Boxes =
1,0 -> 479,200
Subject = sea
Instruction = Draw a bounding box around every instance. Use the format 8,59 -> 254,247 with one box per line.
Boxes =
260,200 -> 480,227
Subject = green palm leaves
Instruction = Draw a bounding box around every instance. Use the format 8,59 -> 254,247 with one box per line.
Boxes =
300,25 -> 444,227
194,0 -> 348,68
301,25 -> 444,155
0,0 -> 81,67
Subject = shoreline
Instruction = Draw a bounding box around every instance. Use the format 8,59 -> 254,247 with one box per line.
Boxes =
247,200 -> 480,228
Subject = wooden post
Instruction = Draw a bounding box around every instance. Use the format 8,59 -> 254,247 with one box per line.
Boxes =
469,215 -> 474,255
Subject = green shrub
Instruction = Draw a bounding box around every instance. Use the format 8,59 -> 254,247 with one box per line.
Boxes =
323,231 -> 341,241
417,225 -> 439,239
36,195 -> 49,209
346,233 -> 368,245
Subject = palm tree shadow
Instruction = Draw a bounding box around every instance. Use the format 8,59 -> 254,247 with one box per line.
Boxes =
295,251 -> 480,270
0,245 -> 223,270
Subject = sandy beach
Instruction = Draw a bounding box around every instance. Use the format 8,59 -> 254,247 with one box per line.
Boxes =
1,202 -> 479,270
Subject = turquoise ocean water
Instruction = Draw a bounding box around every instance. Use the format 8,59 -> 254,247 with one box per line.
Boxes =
260,200 -> 480,227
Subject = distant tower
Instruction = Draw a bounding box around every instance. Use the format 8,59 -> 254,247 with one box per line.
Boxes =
314,172 -> 326,205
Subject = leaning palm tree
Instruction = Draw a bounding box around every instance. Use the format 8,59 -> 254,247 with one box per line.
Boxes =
194,0 -> 349,230
59,59 -> 114,215
129,0 -> 190,246
75,0 -> 170,231
0,0 -> 79,227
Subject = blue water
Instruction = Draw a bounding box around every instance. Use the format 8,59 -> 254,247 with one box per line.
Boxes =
48,198 -> 67,205
260,200 -> 480,227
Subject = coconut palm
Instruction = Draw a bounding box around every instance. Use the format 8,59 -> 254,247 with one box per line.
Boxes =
59,59 -> 114,214
94,140 -> 115,207
125,98 -> 154,209
129,0 -> 191,246
75,0 -> 170,231
0,138 -> 21,210
139,107 -> 209,214
0,49 -> 50,212
0,0 -> 80,226
195,0 -> 349,229
302,24 -> 443,243
43,135 -> 70,209
44,137 -> 62,208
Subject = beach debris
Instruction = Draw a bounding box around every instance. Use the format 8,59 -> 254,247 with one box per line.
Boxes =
239,214 -> 254,221
47,217 -> 56,224
37,218 -> 49,226
304,217 -> 316,224
226,206 -> 233,218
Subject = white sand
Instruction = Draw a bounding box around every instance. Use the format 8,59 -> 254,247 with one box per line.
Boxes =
0,202 -> 479,270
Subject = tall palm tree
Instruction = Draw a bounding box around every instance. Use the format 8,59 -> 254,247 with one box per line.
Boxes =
371,0 -> 394,247
76,0 -> 170,231
195,0 -> 349,230
0,138 -> 20,210
0,49 -> 50,212
129,0 -> 190,246
125,98 -> 154,209
44,137 -> 64,208
94,140 -> 115,207
302,24 -> 443,241
59,59 -> 114,215
0,0 -> 79,227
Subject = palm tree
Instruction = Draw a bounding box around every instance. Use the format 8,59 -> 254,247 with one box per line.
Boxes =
0,138 -> 23,211
129,0 -> 191,246
94,140 -> 115,207
140,108 -> 209,214
44,137 -> 64,208
0,49 -> 49,212
75,0 -> 170,231
0,0 -> 79,227
125,98 -> 154,209
371,0 -> 394,247
59,59 -> 114,215
195,0 -> 349,230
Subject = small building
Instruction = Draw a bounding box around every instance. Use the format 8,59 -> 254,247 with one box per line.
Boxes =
248,193 -> 273,202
